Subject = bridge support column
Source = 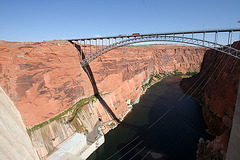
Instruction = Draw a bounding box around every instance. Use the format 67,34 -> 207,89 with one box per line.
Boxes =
226,80 -> 240,160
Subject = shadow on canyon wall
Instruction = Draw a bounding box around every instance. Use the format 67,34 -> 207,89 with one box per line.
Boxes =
69,41 -> 120,123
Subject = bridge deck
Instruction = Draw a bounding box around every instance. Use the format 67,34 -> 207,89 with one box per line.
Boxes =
67,28 -> 240,67
68,29 -> 240,41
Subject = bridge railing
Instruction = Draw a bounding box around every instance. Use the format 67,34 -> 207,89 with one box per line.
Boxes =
68,29 -> 240,67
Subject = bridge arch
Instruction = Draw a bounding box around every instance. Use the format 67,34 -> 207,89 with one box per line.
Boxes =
79,35 -> 240,66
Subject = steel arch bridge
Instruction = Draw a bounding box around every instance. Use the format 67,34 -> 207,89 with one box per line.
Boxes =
68,29 -> 240,67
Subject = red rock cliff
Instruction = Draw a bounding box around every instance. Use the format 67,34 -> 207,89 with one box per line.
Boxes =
0,40 -> 207,157
0,40 -> 206,128
181,41 -> 240,159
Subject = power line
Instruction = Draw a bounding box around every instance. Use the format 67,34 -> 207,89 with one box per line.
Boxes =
198,53 -> 227,92
129,146 -> 146,160
117,140 -> 144,160
103,45 -> 238,160
106,136 -> 140,160
188,51 -> 226,98
141,150 -> 152,160
148,105 -> 175,130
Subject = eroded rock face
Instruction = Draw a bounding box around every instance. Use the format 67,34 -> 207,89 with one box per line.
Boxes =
0,40 -> 207,158
0,41 -> 206,128
181,41 -> 240,159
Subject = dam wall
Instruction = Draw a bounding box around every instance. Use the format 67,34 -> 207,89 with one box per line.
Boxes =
0,86 -> 39,160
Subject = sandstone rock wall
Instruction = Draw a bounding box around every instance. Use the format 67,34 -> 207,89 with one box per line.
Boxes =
0,40 -> 206,158
0,41 -> 206,128
0,86 -> 39,160
26,70 -> 154,159
181,41 -> 240,159
29,101 -> 98,158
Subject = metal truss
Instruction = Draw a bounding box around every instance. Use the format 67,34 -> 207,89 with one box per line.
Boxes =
68,29 -> 240,67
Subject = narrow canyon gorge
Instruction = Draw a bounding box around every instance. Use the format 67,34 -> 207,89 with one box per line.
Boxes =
181,41 -> 240,159
0,39 -> 239,159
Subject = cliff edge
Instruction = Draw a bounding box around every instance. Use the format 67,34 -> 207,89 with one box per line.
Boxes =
181,41 -> 240,159
0,41 -> 206,128
0,40 -> 206,158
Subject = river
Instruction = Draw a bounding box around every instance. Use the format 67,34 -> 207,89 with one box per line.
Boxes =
88,75 -> 212,160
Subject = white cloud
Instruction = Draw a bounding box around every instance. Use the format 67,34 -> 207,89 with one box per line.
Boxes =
95,34 -> 102,38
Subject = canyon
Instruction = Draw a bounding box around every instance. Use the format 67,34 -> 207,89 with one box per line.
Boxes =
181,41 -> 240,159
0,40 -> 206,158
0,41 -> 206,128
2,39 -> 238,160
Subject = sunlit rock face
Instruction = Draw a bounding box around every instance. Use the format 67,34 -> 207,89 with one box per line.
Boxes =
181,41 -> 240,159
0,40 -> 206,158
0,40 -> 206,128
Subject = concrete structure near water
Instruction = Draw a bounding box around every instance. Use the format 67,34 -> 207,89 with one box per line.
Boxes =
46,132 -> 104,160
47,133 -> 86,160
78,135 -> 104,159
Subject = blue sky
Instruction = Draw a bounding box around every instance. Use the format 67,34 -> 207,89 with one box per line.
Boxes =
0,0 -> 240,42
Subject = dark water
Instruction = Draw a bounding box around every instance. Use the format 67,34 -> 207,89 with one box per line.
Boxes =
88,76 -> 211,160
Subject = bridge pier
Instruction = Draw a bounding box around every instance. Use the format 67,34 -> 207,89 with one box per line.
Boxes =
226,80 -> 240,160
